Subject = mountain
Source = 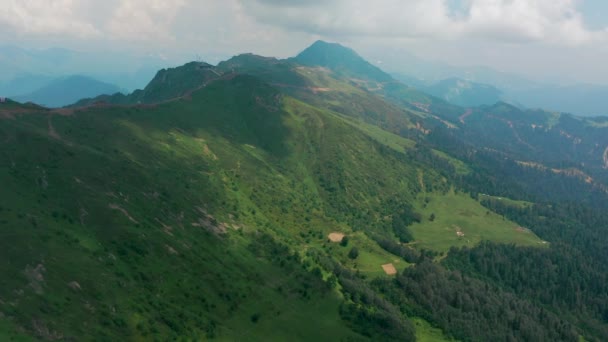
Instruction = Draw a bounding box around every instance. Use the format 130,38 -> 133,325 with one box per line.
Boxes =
0,45 -> 180,92
0,74 -> 55,97
13,75 -> 122,108
507,83 -> 608,117
295,40 -> 393,82
1,41 -> 608,341
293,41 -> 466,122
378,49 -> 608,117
396,76 -> 504,107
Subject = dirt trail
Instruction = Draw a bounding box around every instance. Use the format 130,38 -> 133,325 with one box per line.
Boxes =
109,204 -> 139,224
418,170 -> 425,192
47,116 -> 61,140
270,83 -> 332,94
459,109 -> 473,124
488,113 -> 535,150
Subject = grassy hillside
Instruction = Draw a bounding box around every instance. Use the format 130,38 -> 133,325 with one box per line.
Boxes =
3,41 -> 606,340
409,191 -> 544,253
0,74 -> 438,340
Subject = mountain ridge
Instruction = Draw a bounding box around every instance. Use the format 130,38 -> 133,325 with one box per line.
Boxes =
2,40 -> 608,340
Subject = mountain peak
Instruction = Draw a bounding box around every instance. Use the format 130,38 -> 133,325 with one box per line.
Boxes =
295,40 -> 392,82
217,53 -> 280,71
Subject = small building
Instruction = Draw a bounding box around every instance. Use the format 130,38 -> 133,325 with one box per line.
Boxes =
0,97 -> 6,103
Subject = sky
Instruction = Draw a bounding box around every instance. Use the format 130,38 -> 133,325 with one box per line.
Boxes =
1,0 -> 608,85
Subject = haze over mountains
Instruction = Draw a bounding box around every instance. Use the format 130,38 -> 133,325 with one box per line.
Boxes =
12,76 -> 122,108
0,45 -> 181,95
2,39 -> 608,340
2,42 -> 607,116
382,53 -> 608,116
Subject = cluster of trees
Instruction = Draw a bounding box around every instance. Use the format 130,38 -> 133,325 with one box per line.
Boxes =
373,261 -> 580,341
390,204 -> 420,243
442,198 -> 608,339
308,250 -> 416,341
369,234 -> 420,263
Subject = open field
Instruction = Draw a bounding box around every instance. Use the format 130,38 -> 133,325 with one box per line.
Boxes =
479,193 -> 533,208
432,149 -> 471,175
412,318 -> 457,342
409,191 -> 544,253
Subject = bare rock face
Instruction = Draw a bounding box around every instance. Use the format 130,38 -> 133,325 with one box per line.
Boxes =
23,264 -> 46,295
67,281 -> 82,291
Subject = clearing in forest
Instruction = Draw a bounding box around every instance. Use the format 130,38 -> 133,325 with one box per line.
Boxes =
328,232 -> 345,242
408,190 -> 544,253
381,263 -> 397,275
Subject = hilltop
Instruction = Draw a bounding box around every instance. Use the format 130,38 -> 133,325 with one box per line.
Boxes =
294,40 -> 393,83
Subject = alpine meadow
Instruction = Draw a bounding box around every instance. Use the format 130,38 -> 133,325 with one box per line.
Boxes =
2,13 -> 608,341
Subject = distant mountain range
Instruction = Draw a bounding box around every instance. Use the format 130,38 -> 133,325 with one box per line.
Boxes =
391,70 -> 608,116
370,50 -> 608,116
0,45 -> 180,92
391,75 -> 503,107
10,75 -> 122,108
2,44 -> 607,116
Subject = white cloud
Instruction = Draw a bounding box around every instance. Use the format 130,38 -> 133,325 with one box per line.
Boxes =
0,0 -> 187,42
241,0 -> 454,38
461,0 -> 600,44
106,0 -> 187,41
241,0 -> 608,45
0,0 -> 607,84
0,0 -> 99,38
0,0 -> 604,45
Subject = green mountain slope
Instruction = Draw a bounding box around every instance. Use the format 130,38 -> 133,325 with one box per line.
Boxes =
0,74 -> 433,340
2,68 -> 558,340
294,40 -> 464,122
2,41 -> 608,341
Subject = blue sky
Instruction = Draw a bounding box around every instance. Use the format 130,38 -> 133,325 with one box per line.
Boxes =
0,0 -> 607,85
580,0 -> 608,29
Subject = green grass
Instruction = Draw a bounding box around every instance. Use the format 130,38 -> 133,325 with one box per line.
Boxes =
432,149 -> 471,175
0,74 -> 434,340
219,290 -> 362,341
339,116 -> 416,153
319,231 -> 410,278
479,193 -> 533,208
0,319 -> 33,342
408,190 -> 545,253
412,318 -> 456,342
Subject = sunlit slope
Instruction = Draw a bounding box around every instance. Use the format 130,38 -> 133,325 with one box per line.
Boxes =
0,68 -> 554,340
0,74 -> 438,340
409,191 -> 544,253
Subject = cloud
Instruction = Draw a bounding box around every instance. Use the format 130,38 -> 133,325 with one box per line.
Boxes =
0,0 -> 100,38
241,0 -> 608,45
106,0 -> 187,41
241,0 -> 453,38
461,0 -> 600,44
0,0 -> 604,46
0,0 -> 187,42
